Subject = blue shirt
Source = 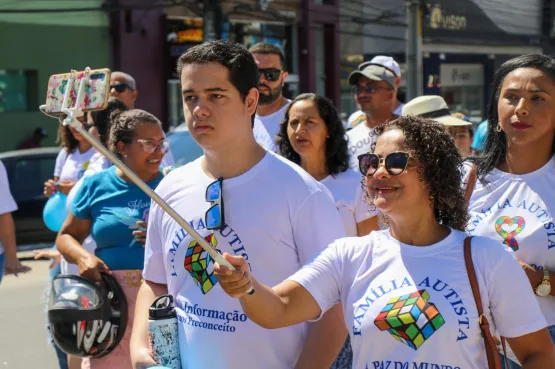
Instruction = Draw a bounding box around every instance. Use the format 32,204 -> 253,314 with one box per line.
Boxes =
71,166 -> 163,270
471,120 -> 488,151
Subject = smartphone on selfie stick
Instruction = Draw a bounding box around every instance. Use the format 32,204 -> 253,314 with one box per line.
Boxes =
40,67 -> 248,284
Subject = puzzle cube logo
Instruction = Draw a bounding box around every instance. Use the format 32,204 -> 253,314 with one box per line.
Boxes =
374,289 -> 445,350
184,233 -> 219,294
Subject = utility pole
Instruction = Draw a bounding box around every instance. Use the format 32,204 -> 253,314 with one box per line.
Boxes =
406,0 -> 423,100
203,0 -> 223,41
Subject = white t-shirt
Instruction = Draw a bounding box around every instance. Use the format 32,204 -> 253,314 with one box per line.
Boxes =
54,149 -> 68,178
347,124 -> 380,171
83,152 -> 111,177
0,161 -> 18,256
321,169 -> 374,237
253,100 -> 291,152
59,147 -> 96,182
347,104 -> 404,129
143,151 -> 345,369
290,229 -> 546,369
465,157 -> 555,327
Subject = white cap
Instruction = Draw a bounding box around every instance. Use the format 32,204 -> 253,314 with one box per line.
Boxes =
370,55 -> 401,77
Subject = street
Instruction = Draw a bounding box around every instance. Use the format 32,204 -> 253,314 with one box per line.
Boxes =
0,259 -> 59,369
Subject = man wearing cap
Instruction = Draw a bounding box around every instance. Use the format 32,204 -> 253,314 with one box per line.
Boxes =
348,56 -> 404,129
346,60 -> 398,171
110,71 -> 138,109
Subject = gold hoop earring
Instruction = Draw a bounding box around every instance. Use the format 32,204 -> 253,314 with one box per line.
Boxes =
496,122 -> 502,133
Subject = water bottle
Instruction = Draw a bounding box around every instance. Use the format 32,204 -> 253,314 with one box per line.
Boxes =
148,294 -> 181,369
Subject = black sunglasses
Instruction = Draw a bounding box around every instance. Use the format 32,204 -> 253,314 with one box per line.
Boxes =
205,177 -> 225,230
258,68 -> 283,82
352,85 -> 392,94
358,152 -> 413,176
110,84 -> 130,93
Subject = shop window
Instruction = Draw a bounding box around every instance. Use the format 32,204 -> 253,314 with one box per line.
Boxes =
0,69 -> 38,113
439,64 -> 484,124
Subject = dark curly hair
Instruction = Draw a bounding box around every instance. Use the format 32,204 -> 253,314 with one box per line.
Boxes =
276,93 -> 350,176
366,115 -> 468,231
90,97 -> 128,146
109,109 -> 161,159
476,54 -> 555,182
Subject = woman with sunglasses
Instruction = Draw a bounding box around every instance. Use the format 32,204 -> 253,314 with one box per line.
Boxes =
277,93 -> 374,238
56,109 -> 167,369
465,54 -> 555,368
214,115 -> 555,368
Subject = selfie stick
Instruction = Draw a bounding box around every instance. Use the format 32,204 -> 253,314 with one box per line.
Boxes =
56,68 -> 251,291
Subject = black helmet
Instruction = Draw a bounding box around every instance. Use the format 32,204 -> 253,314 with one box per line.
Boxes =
48,273 -> 128,358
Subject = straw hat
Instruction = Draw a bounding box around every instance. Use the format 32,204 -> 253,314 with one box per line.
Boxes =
401,95 -> 471,126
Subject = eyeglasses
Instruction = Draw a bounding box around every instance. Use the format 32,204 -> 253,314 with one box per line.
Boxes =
205,177 -> 225,230
258,68 -> 283,82
352,85 -> 392,95
110,84 -> 131,93
358,152 -> 414,176
135,139 -> 171,154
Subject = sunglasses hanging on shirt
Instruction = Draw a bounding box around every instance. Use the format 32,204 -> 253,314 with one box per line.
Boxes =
205,177 -> 225,230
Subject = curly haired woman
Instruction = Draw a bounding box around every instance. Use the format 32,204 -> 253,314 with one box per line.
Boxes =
214,116 -> 555,368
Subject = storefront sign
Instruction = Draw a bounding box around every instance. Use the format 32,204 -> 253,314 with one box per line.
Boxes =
429,4 -> 466,31
422,0 -> 541,45
440,64 -> 483,87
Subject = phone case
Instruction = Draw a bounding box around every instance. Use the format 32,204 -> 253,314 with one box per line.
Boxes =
44,68 -> 111,116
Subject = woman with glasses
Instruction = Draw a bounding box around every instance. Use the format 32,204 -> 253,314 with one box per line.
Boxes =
34,98 -> 130,369
465,54 -> 555,368
214,115 -> 555,368
56,109 -> 167,368
277,93 -> 374,238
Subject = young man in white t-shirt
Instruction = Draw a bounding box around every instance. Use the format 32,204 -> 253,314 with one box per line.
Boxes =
130,40 -> 347,369
249,42 -> 291,152
0,161 -> 30,284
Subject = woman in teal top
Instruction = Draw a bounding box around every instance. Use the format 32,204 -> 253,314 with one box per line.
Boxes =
56,109 -> 169,369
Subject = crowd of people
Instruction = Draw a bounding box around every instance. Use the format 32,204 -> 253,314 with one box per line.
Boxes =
0,40 -> 554,369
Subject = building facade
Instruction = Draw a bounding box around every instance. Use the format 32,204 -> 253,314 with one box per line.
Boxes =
0,0 -> 110,153
339,0 -> 552,123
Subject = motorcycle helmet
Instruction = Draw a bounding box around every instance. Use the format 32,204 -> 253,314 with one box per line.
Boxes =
48,272 -> 128,358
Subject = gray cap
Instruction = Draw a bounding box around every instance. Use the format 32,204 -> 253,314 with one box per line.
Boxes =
348,62 -> 396,89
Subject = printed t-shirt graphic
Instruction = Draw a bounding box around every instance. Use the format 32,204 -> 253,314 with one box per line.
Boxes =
289,229 -> 546,369
184,233 -> 219,294
465,157 -> 555,326
71,166 -> 163,270
142,151 -> 346,369
374,289 -> 445,350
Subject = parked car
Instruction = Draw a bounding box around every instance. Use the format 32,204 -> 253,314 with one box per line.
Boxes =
0,147 -> 60,249
167,123 -> 203,166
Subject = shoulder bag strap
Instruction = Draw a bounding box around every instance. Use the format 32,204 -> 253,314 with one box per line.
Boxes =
464,237 -> 504,369
465,164 -> 477,207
